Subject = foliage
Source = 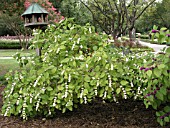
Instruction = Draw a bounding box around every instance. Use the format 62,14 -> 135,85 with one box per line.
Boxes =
150,25 -> 170,44
49,0 -> 63,9
0,14 -> 31,49
136,0 -> 170,33
81,0 -> 156,40
143,47 -> 170,126
0,0 -> 63,48
0,39 -> 21,49
0,18 -> 15,36
60,0 -> 93,25
136,34 -> 150,40
1,18 -> 153,120
155,0 -> 170,29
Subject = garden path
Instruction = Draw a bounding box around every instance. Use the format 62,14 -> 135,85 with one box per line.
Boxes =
139,41 -> 169,52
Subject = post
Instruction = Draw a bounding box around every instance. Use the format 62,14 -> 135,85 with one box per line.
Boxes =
36,47 -> 41,56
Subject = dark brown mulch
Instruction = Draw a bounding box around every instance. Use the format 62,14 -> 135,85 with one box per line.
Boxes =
0,86 -> 168,128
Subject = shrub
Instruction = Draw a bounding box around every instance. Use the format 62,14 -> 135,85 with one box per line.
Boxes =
142,47 -> 170,126
0,39 -> 21,49
2,18 -> 153,120
150,25 -> 170,44
139,35 -> 150,39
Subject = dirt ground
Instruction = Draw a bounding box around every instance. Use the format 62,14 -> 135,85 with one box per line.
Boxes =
0,85 -> 169,128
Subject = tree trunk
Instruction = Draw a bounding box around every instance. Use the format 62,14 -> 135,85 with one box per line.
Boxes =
129,29 -> 133,41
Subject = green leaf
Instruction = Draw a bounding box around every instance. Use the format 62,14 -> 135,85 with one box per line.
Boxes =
41,94 -> 48,100
158,64 -> 165,69
156,112 -> 161,117
152,102 -> 157,109
166,47 -> 170,53
154,69 -> 161,77
160,87 -> 167,95
61,58 -> 70,63
164,117 -> 169,122
73,61 -> 76,67
84,76 -> 90,82
58,86 -> 64,91
93,46 -> 98,51
66,101 -> 73,107
153,25 -> 158,30
51,68 -> 57,74
120,80 -> 128,85
156,91 -> 164,101
67,106 -> 73,111
62,108 -> 66,113
47,86 -> 53,91
164,106 -> 170,113
13,93 -> 19,98
60,45 -> 66,49
146,70 -> 152,77
160,27 -> 167,31
160,120 -> 164,126
116,88 -> 121,94
100,72 -> 105,78
83,89 -> 88,95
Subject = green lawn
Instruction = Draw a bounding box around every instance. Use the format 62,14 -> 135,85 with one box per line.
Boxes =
0,59 -> 19,85
0,49 -> 35,85
0,49 -> 35,57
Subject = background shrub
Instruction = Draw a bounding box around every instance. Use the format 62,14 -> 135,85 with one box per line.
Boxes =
0,40 -> 21,49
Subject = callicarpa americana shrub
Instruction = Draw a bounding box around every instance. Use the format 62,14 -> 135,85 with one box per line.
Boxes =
2,18 -> 152,120
142,47 -> 170,126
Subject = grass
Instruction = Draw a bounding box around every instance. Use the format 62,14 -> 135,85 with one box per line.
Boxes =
0,49 -> 35,57
0,59 -> 19,85
0,49 -> 35,85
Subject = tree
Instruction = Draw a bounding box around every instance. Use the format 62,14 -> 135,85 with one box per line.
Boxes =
155,0 -> 170,28
49,0 -> 64,9
0,0 -> 31,49
81,0 -> 127,40
81,0 -> 156,41
0,0 -> 64,49
136,0 -> 169,33
123,0 -> 156,41
60,0 -> 93,25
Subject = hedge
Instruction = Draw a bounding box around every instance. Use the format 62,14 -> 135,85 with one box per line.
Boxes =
0,40 -> 21,49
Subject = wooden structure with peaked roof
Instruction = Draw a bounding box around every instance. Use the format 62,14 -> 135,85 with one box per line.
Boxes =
21,3 -> 48,29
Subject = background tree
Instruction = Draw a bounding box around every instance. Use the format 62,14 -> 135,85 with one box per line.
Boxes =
59,0 -> 92,25
81,0 -> 127,40
154,0 -> 170,28
0,0 -> 31,49
136,0 -> 169,33
49,0 -> 63,9
0,0 -> 63,49
123,0 -> 156,41
81,0 -> 156,41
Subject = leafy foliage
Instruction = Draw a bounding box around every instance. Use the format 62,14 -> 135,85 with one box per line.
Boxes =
2,18 -> 152,120
60,0 -> 92,25
143,47 -> 170,126
150,25 -> 170,44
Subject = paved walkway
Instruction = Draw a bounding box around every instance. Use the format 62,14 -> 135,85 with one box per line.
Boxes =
139,41 -> 169,52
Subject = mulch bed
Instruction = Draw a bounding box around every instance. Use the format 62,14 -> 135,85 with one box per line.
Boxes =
0,85 -> 168,128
